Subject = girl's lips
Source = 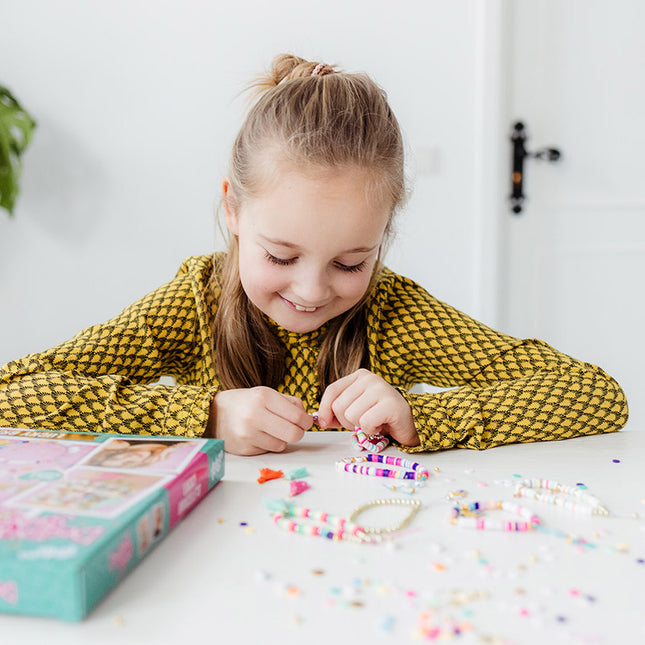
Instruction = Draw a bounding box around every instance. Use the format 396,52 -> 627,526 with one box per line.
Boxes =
281,296 -> 321,312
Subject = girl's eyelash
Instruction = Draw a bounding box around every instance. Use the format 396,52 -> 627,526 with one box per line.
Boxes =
335,261 -> 366,273
265,251 -> 366,273
265,251 -> 296,266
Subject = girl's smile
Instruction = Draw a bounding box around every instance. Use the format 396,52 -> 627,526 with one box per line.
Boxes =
280,296 -> 321,313
224,165 -> 391,333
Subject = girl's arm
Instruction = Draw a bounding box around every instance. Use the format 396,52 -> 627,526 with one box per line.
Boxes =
367,272 -> 629,452
0,257 -> 217,438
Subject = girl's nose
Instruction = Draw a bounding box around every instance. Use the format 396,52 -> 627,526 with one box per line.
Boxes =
294,267 -> 330,304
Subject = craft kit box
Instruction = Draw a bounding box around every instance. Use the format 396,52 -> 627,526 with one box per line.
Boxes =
0,427 -> 224,621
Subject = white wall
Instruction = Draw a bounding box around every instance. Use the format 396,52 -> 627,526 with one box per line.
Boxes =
0,0 -> 492,365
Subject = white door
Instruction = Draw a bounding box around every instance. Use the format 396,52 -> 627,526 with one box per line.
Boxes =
499,0 -> 645,430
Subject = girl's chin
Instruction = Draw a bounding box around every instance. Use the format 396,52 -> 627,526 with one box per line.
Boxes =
275,315 -> 325,334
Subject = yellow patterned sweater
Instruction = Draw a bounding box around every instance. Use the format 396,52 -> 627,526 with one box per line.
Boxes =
0,254 -> 628,452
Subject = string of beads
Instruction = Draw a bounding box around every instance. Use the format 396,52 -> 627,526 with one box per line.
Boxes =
336,454 -> 430,481
449,500 -> 541,532
514,478 -> 609,516
265,499 -> 378,544
349,498 -> 422,534
351,428 -> 389,453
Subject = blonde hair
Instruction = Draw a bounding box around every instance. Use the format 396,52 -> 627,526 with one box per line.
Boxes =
214,54 -> 406,391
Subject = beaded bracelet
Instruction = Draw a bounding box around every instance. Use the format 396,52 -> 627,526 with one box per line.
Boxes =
336,454 -> 430,481
449,500 -> 541,532
264,499 -> 377,544
352,428 -> 390,454
349,498 -> 422,534
514,478 -> 610,516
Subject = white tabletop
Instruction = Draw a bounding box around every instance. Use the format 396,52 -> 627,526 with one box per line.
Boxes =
2,429 -> 644,645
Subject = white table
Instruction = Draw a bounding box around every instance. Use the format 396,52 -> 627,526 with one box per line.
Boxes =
2,429 -> 644,645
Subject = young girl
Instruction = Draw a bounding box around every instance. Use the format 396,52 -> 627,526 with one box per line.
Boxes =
0,55 -> 628,456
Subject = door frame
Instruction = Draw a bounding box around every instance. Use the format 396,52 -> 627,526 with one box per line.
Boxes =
471,0 -> 511,330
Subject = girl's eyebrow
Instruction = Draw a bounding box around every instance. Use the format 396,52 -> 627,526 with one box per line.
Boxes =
259,234 -> 378,254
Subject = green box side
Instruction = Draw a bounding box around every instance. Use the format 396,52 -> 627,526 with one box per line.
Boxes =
0,434 -> 224,621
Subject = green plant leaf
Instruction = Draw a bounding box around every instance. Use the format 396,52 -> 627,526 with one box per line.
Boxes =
0,85 -> 36,215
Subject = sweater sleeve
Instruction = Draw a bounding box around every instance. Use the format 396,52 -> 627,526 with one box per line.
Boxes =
0,257 -> 219,438
367,272 -> 629,453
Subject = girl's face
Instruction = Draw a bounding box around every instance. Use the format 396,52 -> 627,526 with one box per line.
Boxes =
225,165 -> 391,334
98,442 -> 168,468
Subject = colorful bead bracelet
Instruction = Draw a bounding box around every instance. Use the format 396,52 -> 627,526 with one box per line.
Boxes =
351,428 -> 390,454
514,478 -> 610,516
336,454 -> 430,481
449,500 -> 541,531
264,499 -> 377,544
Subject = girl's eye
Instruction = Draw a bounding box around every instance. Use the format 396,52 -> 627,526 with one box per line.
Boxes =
265,251 -> 296,266
335,261 -> 367,273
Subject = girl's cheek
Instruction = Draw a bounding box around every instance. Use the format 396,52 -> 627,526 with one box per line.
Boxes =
260,269 -> 289,292
339,273 -> 372,299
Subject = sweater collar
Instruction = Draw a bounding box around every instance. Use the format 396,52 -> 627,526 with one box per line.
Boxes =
267,317 -> 329,346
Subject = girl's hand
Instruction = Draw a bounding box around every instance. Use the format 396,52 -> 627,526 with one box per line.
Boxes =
317,368 -> 420,447
207,387 -> 312,455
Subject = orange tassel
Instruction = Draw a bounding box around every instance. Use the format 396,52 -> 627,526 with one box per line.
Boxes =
257,468 -> 284,484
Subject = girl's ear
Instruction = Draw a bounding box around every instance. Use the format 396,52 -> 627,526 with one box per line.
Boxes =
222,178 -> 239,235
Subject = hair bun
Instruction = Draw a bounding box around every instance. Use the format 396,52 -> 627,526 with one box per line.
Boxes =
250,54 -> 337,95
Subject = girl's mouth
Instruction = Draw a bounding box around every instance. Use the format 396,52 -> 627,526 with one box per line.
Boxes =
281,296 -> 320,313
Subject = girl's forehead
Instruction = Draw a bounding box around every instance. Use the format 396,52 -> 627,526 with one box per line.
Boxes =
250,155 -> 393,209
246,167 -> 390,244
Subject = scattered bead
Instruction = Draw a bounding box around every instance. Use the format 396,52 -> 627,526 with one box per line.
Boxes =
377,615 -> 396,633
256,569 -> 271,582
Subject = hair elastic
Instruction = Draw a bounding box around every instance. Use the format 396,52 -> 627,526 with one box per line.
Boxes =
311,63 -> 326,77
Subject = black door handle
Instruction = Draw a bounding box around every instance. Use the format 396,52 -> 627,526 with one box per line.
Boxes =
510,121 -> 561,214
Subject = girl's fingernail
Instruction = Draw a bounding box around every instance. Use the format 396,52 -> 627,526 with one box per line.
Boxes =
312,412 -> 319,424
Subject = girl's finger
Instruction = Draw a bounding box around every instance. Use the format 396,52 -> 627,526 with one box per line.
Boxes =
343,391 -> 380,429
252,430 -> 289,453
317,372 -> 360,426
266,393 -> 313,431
